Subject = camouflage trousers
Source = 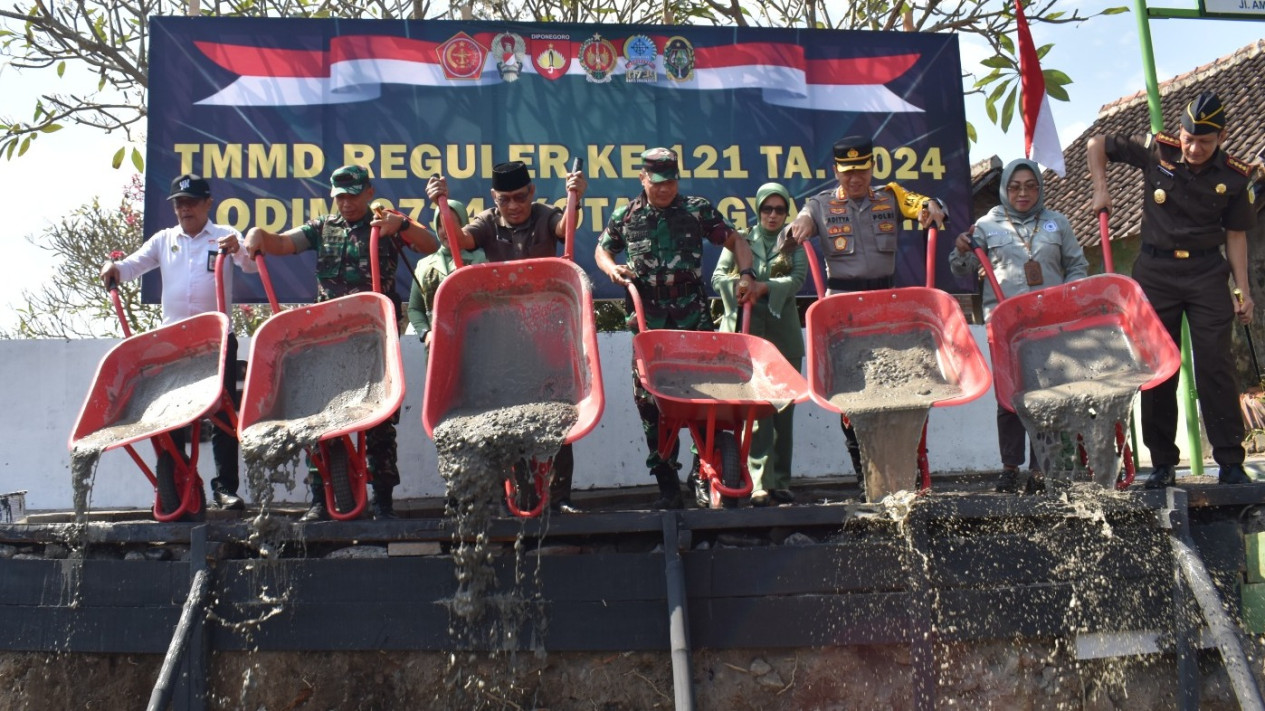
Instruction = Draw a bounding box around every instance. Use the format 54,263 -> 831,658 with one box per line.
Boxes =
308,408 -> 400,497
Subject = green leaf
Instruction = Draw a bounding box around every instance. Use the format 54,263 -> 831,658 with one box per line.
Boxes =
1046,11 -> 1064,20
130,147 -> 144,172
38,123 -> 63,134
57,61 -> 65,78
18,135 -> 31,157
981,56 -> 1014,70
998,34 -> 1014,54
1000,88 -> 1017,132
1103,6 -> 1130,14
985,95 -> 998,124
988,80 -> 1011,104
1045,82 -> 1070,102
1043,69 -> 1073,86
112,146 -> 125,169
972,69 -> 1002,89
1036,44 -> 1052,60
965,121 -> 978,144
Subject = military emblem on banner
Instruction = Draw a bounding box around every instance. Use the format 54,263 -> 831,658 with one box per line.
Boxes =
578,33 -> 617,83
436,32 -> 488,80
663,36 -> 695,82
491,32 -> 526,83
530,33 -> 572,81
623,34 -> 657,83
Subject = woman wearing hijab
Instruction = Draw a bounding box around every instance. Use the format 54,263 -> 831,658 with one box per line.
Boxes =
406,200 -> 487,347
949,158 -> 1088,494
712,182 -> 808,506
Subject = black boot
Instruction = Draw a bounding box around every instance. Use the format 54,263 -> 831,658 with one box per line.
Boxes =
1219,463 -> 1252,485
299,486 -> 329,522
995,467 -> 1020,493
650,464 -> 683,510
372,487 -> 398,519
1143,465 -> 1176,490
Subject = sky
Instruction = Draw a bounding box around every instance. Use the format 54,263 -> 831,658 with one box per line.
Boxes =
0,5 -> 1262,335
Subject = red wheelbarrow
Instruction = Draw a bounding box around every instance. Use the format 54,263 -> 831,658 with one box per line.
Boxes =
976,216 -> 1180,488
69,253 -> 238,522
801,231 -> 993,502
421,173 -> 604,517
628,287 -> 810,508
237,217 -> 406,521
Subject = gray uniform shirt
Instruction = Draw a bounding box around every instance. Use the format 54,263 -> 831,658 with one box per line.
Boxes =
803,186 -> 902,289
949,206 -> 1088,319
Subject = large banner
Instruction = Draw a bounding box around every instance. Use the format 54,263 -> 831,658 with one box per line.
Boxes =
145,17 -> 971,303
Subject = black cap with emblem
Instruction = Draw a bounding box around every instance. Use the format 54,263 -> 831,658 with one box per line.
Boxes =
832,135 -> 874,172
1181,92 -> 1226,135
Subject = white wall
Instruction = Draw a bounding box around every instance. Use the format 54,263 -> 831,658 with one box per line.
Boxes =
7,327 -> 1021,511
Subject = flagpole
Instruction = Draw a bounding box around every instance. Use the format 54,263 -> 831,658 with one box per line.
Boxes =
1130,0 -> 1205,476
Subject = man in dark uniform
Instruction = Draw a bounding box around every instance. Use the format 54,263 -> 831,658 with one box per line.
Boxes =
595,147 -> 756,509
245,165 -> 439,520
426,161 -> 588,513
1087,91 -> 1257,487
787,135 -> 946,482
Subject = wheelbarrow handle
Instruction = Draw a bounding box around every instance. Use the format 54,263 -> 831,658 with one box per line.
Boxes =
106,250 -> 132,338
1097,209 -> 1115,274
801,240 -> 826,300
252,253 -> 283,313
967,226 -> 1006,303
563,157 -> 583,261
625,281 -> 648,334
213,249 -> 228,316
925,225 -> 938,289
435,195 -> 465,270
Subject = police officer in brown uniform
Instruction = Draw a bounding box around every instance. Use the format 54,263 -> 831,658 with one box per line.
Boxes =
1087,92 -> 1257,487
426,161 -> 589,513
787,135 -> 946,481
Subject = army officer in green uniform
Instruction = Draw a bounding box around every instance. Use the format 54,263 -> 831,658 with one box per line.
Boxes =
245,165 -> 439,521
595,147 -> 756,509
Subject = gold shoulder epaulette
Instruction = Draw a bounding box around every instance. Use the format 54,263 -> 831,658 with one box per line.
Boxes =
1154,132 -> 1180,148
1226,154 -> 1252,177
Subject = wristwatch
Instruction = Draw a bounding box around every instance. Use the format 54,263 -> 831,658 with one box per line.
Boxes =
739,268 -> 756,278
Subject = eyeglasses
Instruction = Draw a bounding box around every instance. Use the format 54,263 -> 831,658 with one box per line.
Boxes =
1006,182 -> 1039,194
493,189 -> 532,207
760,205 -> 788,215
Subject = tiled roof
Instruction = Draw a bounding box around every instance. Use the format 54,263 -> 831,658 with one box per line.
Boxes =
1042,39 -> 1265,246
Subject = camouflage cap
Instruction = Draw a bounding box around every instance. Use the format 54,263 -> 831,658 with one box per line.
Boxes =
833,136 -> 874,173
330,165 -> 371,196
641,147 -> 680,183
1181,92 -> 1226,135
168,174 -> 211,200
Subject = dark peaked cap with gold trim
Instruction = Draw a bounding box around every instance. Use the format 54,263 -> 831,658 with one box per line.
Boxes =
832,135 -> 874,172
1181,92 -> 1226,135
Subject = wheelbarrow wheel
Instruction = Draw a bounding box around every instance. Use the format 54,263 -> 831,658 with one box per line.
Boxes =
155,450 -> 205,522
712,431 -> 742,510
155,451 -> 182,517
327,444 -> 356,516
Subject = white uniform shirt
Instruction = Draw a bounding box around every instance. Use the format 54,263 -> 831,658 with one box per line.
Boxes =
115,221 -> 257,325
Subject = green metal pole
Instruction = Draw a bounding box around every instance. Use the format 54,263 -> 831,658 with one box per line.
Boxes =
1129,0 -> 1205,475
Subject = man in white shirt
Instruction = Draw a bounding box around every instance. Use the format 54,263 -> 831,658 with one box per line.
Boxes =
100,174 -> 256,512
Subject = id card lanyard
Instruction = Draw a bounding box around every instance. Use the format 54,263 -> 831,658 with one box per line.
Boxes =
1005,214 -> 1043,287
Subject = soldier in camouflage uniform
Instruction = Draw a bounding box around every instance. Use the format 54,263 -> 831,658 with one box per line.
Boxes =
245,165 -> 439,521
787,135 -> 946,488
595,147 -> 757,509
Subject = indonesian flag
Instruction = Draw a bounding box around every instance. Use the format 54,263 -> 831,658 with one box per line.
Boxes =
192,36 -> 926,114
1015,0 -> 1065,177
